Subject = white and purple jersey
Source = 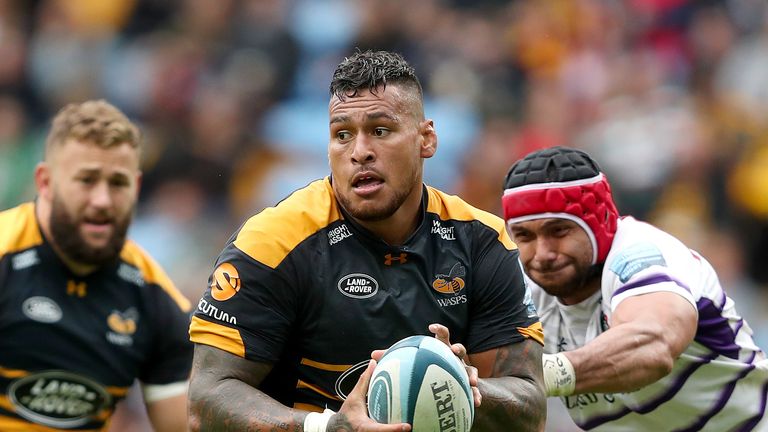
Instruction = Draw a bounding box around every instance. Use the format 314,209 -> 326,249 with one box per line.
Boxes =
532,216 -> 768,431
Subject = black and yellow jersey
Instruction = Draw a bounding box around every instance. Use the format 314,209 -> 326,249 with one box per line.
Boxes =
190,177 -> 542,412
0,202 -> 193,431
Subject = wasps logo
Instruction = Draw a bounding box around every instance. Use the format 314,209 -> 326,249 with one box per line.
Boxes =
107,308 -> 138,335
432,262 -> 466,294
211,262 -> 241,301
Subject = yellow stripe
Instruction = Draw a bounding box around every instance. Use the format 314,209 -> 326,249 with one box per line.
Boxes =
105,386 -> 130,397
120,240 -> 191,312
189,316 -> 246,358
234,178 -> 341,269
300,358 -> 352,372
0,395 -> 107,431
0,203 -> 43,259
0,367 -> 127,397
425,187 -> 516,250
296,380 -> 341,401
517,321 -> 544,346
0,367 -> 28,379
0,395 -> 16,413
0,416 -> 104,432
293,402 -> 324,413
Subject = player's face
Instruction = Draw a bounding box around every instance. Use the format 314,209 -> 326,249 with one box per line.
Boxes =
43,139 -> 140,265
328,85 -> 436,222
508,218 -> 595,303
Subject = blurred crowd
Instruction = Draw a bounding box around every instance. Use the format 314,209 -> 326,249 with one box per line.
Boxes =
2,0 -> 768,377
2,0 -> 768,430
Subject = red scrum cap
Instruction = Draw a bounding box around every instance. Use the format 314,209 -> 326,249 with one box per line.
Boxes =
502,147 -> 619,264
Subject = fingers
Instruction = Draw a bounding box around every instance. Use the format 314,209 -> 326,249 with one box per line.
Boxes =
429,323 -> 450,346
429,324 -> 481,409
371,349 -> 386,361
348,359 -> 375,401
473,386 -> 482,408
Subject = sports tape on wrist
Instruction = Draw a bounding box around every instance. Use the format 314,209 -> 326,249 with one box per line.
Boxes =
303,409 -> 334,432
542,353 -> 576,397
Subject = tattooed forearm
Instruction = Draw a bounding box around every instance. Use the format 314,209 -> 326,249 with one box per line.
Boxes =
190,377 -> 305,432
471,340 -> 546,432
188,345 -> 306,432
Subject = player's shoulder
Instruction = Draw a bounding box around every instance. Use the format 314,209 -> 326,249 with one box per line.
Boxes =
0,202 -> 43,259
425,186 -> 514,249
119,240 -> 191,312
610,216 -> 688,258
233,178 -> 342,269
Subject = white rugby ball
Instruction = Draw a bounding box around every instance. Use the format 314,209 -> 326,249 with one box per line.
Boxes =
367,335 -> 474,431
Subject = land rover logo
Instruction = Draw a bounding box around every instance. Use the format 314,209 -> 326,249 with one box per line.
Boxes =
22,296 -> 62,323
337,273 -> 378,299
8,370 -> 111,428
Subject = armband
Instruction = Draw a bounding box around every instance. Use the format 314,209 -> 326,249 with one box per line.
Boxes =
303,408 -> 335,432
542,352 -> 576,397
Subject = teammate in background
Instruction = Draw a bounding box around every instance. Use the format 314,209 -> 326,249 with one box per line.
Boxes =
502,146 -> 768,431
0,100 -> 193,431
188,49 -> 546,432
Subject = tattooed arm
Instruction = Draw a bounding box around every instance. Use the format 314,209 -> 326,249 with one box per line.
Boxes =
188,344 -> 410,432
431,324 -> 546,432
471,339 -> 546,432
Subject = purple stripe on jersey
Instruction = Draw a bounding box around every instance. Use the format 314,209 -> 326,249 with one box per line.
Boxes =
675,357 -> 756,432
612,274 -> 691,299
578,353 -> 717,430
734,379 -> 768,431
695,297 -> 741,360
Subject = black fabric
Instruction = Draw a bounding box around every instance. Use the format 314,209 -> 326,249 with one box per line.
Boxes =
504,146 -> 602,188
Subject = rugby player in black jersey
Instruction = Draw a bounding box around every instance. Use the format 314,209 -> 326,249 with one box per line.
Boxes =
189,50 -> 546,432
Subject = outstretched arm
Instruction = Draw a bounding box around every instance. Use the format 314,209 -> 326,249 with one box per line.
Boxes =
432,325 -> 546,432
548,291 -> 697,395
188,344 -> 410,432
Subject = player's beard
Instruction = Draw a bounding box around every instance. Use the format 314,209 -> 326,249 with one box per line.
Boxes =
535,261 -> 603,301
49,194 -> 131,267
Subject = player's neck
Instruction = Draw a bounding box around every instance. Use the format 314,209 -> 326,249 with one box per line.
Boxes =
558,275 -> 601,306
356,188 -> 424,246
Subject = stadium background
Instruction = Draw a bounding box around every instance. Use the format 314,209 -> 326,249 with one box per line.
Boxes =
1,0 -> 767,430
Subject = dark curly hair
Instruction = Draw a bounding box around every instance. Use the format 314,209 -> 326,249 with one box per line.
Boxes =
330,50 -> 423,102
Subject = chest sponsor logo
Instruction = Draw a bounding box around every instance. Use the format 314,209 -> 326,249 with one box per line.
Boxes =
328,224 -> 353,245
197,298 -> 237,325
211,262 -> 241,301
8,370 -> 111,429
431,220 -> 455,240
12,249 -> 39,270
338,273 -> 378,299
432,263 -> 467,307
106,308 -> 139,346
609,242 -> 666,283
22,296 -> 62,323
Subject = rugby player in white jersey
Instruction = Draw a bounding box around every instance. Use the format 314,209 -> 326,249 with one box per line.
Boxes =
502,146 -> 768,431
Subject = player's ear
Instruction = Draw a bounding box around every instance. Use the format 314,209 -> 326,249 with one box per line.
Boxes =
34,162 -> 53,201
420,119 -> 437,159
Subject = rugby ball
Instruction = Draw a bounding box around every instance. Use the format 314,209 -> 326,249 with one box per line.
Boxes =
367,335 -> 474,431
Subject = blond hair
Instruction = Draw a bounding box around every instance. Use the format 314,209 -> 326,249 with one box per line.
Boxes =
45,100 -> 142,159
